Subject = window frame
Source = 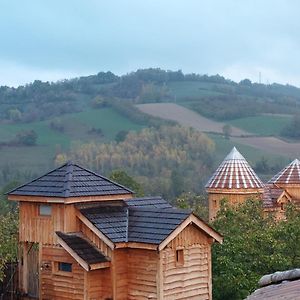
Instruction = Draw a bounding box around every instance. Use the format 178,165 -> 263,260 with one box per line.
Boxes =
175,248 -> 184,266
39,204 -> 52,217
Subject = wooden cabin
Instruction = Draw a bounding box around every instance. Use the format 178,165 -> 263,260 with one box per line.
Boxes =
205,147 -> 265,221
263,159 -> 300,219
8,162 -> 222,300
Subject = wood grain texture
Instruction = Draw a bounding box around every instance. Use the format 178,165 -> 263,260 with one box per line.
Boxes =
162,224 -> 211,300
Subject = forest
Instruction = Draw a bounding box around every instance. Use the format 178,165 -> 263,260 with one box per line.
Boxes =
1,68 -> 300,299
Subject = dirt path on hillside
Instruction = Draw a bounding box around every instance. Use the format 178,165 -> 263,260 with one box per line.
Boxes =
137,103 -> 300,158
137,103 -> 249,136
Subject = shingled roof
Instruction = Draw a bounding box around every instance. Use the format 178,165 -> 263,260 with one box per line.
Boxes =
56,231 -> 109,269
268,159 -> 300,185
262,185 -> 285,208
206,147 -> 264,190
246,269 -> 300,300
80,202 -> 190,244
8,161 -> 133,198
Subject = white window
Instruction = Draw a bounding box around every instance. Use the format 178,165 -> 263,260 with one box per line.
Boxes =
39,204 -> 52,216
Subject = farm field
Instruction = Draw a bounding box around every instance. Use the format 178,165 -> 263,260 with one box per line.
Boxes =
167,81 -> 225,99
136,103 -> 248,136
0,107 -> 144,172
227,115 -> 291,136
137,102 -> 300,160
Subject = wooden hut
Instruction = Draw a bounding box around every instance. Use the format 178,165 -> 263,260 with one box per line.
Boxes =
8,161 -> 222,300
205,147 -> 265,220
263,159 -> 300,219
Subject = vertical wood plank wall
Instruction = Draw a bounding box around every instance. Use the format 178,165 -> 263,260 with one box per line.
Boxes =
19,202 -> 74,245
41,246 -> 84,300
79,221 -> 112,258
208,192 -> 262,220
161,224 -> 211,300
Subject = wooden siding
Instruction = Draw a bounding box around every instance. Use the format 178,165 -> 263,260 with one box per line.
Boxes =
127,249 -> 158,299
161,224 -> 211,300
19,202 -> 79,245
112,249 -> 128,299
208,191 -> 262,220
86,268 -> 112,300
19,202 -> 80,245
79,221 -> 112,258
41,246 -> 84,300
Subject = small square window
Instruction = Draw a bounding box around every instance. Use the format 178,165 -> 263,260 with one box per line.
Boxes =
58,262 -> 72,272
176,249 -> 184,266
39,205 -> 52,216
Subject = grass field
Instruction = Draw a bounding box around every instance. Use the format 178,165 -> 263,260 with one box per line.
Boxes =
0,108 -> 144,174
167,81 -> 224,100
227,115 -> 292,136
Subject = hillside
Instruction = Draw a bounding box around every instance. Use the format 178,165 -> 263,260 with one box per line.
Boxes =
1,68 -> 299,188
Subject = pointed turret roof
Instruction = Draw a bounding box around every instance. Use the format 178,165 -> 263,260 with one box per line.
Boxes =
205,147 -> 264,190
8,161 -> 133,198
268,159 -> 300,185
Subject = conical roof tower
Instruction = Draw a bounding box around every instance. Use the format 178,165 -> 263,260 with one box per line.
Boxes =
206,147 -> 264,190
206,147 -> 264,220
268,159 -> 300,201
268,159 -> 300,185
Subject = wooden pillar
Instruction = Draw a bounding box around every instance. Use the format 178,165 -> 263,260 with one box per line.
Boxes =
208,238 -> 213,300
157,250 -> 164,300
22,242 -> 28,294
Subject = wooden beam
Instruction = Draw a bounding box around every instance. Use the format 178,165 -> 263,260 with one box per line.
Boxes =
8,193 -> 133,203
76,212 -> 114,250
115,242 -> 157,250
90,262 -> 110,270
158,214 -> 223,251
56,235 -> 90,271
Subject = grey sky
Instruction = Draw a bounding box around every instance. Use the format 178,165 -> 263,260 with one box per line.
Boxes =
1,0 -> 299,87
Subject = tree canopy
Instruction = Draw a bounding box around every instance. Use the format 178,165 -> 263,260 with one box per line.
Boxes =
212,199 -> 300,300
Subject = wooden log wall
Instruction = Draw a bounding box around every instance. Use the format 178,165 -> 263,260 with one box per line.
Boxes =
161,224 -> 211,300
127,249 -> 158,299
112,249 -> 128,299
86,268 -> 112,300
41,246 -> 84,300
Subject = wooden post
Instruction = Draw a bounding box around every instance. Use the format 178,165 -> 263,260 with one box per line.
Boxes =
208,238 -> 213,300
22,242 -> 28,294
157,250 -> 164,300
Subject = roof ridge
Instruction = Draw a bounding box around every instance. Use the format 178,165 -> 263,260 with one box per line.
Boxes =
72,163 -> 134,194
63,161 -> 74,197
6,162 -> 69,195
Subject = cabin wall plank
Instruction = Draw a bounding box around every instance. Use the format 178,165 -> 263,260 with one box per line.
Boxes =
162,224 -> 211,300
127,249 -> 158,300
40,246 -> 85,300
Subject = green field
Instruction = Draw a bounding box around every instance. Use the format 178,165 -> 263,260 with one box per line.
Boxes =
227,115 -> 292,136
0,108 -> 144,173
167,81 -> 224,100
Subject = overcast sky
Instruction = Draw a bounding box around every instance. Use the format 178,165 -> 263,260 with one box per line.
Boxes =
1,0 -> 299,87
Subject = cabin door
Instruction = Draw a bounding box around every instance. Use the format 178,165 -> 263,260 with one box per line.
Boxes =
27,243 -> 39,298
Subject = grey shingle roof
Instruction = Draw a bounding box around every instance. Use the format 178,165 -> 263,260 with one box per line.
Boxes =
56,231 -> 109,265
125,196 -> 173,209
79,197 -> 190,245
8,161 -> 133,197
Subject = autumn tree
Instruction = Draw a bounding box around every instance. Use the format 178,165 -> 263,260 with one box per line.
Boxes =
59,125 -> 215,199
